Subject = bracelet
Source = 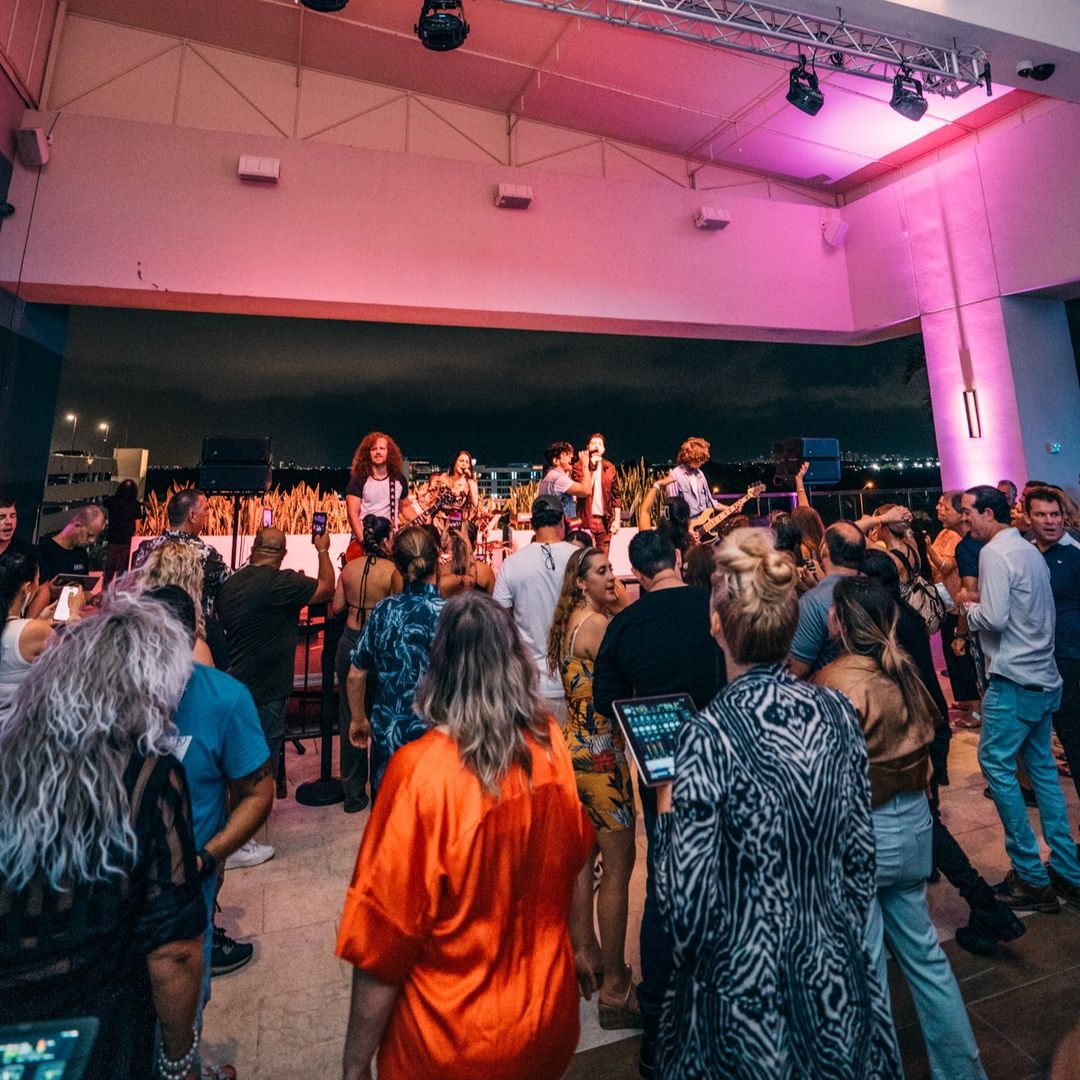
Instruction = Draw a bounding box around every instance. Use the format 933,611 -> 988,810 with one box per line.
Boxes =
196,847 -> 217,883
156,1023 -> 200,1079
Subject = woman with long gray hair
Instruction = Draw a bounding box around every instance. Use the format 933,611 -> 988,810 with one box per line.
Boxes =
0,589 -> 208,1080
337,591 -> 594,1080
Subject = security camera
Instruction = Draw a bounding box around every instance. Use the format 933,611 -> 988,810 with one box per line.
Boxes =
1016,59 -> 1055,80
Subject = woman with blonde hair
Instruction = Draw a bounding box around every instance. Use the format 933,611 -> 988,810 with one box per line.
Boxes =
337,591 -> 594,1080
0,589 -> 206,1080
135,540 -> 214,665
547,547 -> 638,1029
344,526 -> 445,798
815,577 -> 986,1080
653,528 -> 901,1078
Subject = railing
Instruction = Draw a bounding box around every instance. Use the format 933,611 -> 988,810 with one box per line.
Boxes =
718,487 -> 944,525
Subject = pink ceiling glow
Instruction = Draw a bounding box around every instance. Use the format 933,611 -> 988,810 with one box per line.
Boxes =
63,0 -> 1040,191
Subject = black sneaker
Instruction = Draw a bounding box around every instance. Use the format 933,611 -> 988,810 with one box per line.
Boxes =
343,792 -> 369,814
211,925 -> 254,976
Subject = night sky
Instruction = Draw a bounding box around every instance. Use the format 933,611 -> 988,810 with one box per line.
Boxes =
55,306 -> 937,467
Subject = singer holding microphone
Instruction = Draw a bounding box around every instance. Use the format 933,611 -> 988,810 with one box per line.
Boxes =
572,434 -> 621,556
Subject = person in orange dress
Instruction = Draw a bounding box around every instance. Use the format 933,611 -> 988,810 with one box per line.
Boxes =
336,591 -> 595,1080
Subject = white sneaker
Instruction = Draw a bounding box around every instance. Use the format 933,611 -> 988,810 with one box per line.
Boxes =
225,839 -> 275,870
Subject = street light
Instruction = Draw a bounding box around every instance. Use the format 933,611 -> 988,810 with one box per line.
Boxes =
65,413 -> 77,451
99,421 -> 110,447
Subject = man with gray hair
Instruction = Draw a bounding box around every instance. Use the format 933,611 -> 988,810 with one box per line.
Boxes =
132,488 -> 228,618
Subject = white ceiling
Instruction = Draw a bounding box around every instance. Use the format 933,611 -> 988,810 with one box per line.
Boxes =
63,0 -> 1076,191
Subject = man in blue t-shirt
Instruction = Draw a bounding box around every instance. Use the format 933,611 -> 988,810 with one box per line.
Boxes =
146,588 -> 273,997
788,521 -> 866,677
537,440 -> 594,521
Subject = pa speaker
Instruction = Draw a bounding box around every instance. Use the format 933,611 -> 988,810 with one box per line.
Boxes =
773,437 -> 840,486
199,463 -> 272,494
201,436 -> 271,464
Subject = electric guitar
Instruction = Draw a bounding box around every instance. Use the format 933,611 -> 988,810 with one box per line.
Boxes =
690,483 -> 766,543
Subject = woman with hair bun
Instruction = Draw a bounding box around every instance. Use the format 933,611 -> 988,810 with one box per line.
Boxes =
654,528 -> 901,1079
333,515 -> 398,812
815,577 -> 986,1080
344,526 -> 444,799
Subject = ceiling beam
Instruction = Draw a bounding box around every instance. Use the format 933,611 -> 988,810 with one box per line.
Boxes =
501,0 -> 990,96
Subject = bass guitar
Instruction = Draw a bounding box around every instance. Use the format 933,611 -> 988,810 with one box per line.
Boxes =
690,483 -> 766,544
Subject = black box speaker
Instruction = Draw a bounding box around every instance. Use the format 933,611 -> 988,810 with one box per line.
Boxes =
201,436 -> 272,464
199,463 -> 272,494
773,437 -> 841,486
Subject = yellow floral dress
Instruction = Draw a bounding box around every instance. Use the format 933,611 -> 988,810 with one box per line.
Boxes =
560,611 -> 636,832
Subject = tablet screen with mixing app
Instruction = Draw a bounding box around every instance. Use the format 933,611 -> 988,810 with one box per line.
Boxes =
611,694 -> 696,786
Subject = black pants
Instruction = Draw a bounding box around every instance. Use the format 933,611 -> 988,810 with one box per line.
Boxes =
1054,656 -> 1080,806
637,777 -> 674,1056
941,612 -> 980,703
928,722 -> 985,901
336,626 -> 370,809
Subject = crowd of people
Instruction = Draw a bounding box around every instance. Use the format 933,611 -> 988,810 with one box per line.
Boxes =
0,430 -> 1079,1080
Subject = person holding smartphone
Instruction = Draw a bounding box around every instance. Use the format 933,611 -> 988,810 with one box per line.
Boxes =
216,525 -> 335,815
651,529 -> 901,1079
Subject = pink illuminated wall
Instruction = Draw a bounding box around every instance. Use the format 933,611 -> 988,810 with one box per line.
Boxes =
0,111 -> 854,341
842,101 -> 1080,491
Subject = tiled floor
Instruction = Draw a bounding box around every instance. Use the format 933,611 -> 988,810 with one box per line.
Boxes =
203,723 -> 1080,1079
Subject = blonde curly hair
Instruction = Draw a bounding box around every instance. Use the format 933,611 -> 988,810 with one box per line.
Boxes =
136,541 -> 206,640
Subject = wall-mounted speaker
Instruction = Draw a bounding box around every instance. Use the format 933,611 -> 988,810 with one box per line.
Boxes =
16,128 -> 48,167
822,220 -> 849,247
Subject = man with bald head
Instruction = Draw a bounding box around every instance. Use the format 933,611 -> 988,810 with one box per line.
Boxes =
217,524 -> 335,792
789,520 -> 867,677
36,503 -> 105,582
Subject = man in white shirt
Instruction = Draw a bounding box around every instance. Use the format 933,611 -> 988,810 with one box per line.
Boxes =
571,433 -> 621,555
492,494 -> 577,721
962,485 -> 1080,912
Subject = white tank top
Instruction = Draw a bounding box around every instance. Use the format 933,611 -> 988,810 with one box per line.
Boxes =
0,618 -> 33,710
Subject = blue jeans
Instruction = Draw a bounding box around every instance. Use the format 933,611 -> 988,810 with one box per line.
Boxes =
868,792 -> 985,1080
978,676 -> 1080,887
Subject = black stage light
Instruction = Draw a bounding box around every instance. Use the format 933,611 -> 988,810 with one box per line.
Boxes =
300,0 -> 348,11
415,0 -> 470,51
786,57 -> 824,116
890,67 -> 928,121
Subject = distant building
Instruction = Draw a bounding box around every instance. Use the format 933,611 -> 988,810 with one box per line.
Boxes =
39,450 -> 118,537
475,463 -> 543,501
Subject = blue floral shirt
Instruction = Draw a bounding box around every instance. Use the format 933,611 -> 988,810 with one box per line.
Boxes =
350,582 -> 445,795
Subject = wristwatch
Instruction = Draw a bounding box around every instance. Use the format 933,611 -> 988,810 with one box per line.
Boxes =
196,848 -> 217,883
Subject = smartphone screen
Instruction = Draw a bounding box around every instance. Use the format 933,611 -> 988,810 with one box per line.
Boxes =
312,511 -> 327,536
262,508 -> 273,528
55,585 -> 79,623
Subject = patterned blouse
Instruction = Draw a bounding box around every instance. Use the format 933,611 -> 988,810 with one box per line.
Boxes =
653,664 -> 902,1079
350,582 -> 445,796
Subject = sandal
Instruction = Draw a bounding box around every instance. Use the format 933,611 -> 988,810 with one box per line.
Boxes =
202,1065 -> 237,1079
598,968 -> 643,1031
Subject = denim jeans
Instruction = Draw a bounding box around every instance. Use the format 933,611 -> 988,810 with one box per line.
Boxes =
978,676 -> 1080,887
868,791 -> 985,1080
256,697 -> 288,781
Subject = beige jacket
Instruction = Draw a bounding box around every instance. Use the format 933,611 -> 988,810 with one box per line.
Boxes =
813,654 -> 936,807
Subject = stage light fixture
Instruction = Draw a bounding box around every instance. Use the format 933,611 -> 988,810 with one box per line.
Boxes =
300,0 -> 348,11
415,0 -> 470,51
786,56 -> 824,116
890,67 -> 928,121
